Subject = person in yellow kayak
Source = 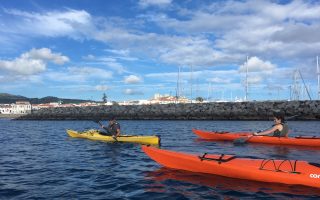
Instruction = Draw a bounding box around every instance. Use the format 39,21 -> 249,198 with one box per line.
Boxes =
253,113 -> 289,137
99,116 -> 121,137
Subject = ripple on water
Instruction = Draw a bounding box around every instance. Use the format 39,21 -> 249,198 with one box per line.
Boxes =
0,120 -> 320,199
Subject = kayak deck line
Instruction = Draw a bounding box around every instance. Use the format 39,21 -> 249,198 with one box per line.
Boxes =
198,153 -> 237,163
199,153 -> 303,174
259,159 -> 300,174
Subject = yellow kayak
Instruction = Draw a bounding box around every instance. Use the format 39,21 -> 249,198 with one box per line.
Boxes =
66,129 -> 160,145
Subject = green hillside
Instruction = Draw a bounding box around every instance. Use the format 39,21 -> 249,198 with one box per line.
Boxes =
0,93 -> 96,104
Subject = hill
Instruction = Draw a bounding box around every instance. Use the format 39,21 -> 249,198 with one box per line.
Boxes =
0,93 -> 96,104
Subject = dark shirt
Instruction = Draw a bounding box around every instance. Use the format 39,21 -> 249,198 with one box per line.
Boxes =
107,122 -> 120,136
272,123 -> 289,137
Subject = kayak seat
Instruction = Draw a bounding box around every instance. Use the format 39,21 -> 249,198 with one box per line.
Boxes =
213,131 -> 228,134
199,153 -> 236,164
259,159 -> 300,174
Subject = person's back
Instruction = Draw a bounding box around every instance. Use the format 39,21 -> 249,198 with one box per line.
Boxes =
271,123 -> 289,137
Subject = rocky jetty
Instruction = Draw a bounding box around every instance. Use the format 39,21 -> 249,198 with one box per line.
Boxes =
16,100 -> 320,120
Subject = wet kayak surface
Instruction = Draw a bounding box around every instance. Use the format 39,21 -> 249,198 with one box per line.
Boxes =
1,119 -> 320,199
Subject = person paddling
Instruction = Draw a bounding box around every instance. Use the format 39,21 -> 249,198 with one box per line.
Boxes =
99,116 -> 121,138
253,113 -> 289,137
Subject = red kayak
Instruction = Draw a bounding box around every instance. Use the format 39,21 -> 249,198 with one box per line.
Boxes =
142,145 -> 320,188
192,129 -> 320,147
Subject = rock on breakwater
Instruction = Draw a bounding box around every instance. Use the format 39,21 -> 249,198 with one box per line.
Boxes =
16,100 -> 320,120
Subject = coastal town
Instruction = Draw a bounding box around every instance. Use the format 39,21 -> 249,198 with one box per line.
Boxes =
0,93 -> 195,115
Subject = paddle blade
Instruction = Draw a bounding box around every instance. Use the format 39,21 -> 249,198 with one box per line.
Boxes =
233,135 -> 253,144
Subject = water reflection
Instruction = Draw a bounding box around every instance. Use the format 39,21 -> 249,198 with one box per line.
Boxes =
146,167 -> 320,197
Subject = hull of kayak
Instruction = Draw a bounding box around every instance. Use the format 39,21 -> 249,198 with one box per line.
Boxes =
192,129 -> 320,147
66,129 -> 160,145
142,145 -> 320,188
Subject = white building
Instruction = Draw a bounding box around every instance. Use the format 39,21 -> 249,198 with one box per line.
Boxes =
0,104 -> 13,114
0,101 -> 32,114
150,94 -> 190,104
11,101 -> 32,114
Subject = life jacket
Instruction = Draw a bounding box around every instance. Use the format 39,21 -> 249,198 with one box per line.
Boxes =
107,122 -> 120,136
272,123 -> 289,137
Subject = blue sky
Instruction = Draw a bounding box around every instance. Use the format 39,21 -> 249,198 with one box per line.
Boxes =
0,0 -> 320,102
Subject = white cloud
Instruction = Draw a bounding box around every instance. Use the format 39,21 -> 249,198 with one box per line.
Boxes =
0,58 -> 45,75
124,75 -> 142,84
104,49 -> 130,56
82,54 -> 96,60
209,77 -> 232,84
46,66 -> 113,82
25,48 -> 69,64
0,48 -> 69,75
123,88 -> 144,95
139,0 -> 172,8
147,0 -> 320,63
159,37 -> 240,66
247,76 -> 263,84
239,57 -> 276,74
3,9 -> 93,39
95,85 -> 110,91
86,57 -> 128,74
0,74 -> 43,83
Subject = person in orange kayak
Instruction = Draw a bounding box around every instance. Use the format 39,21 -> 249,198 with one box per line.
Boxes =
99,116 -> 121,137
253,113 -> 289,137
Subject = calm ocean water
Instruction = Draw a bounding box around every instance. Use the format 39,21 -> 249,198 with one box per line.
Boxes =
1,119 -> 320,199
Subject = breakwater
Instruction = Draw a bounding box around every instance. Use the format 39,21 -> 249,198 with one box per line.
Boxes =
16,100 -> 320,120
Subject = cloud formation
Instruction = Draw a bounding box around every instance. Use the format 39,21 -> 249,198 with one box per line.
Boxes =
3,9 -> 93,39
138,0 -> 172,8
239,56 -> 276,74
0,48 -> 69,75
46,66 -> 113,82
1,1 -> 319,100
123,88 -> 144,95
95,85 -> 110,91
124,75 -> 142,84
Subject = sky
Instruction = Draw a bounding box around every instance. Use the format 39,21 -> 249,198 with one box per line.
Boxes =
0,0 -> 320,102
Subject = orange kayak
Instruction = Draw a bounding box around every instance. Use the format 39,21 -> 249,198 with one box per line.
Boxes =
192,129 -> 320,147
142,145 -> 320,188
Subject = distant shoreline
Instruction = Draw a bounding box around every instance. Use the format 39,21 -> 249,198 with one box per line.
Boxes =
0,114 -> 26,119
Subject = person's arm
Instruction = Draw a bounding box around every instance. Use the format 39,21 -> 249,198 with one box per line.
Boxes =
253,125 -> 280,136
99,123 -> 110,133
113,123 -> 120,137
116,128 -> 120,137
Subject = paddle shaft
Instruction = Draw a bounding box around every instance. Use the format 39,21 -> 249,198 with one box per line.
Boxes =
93,120 -> 118,141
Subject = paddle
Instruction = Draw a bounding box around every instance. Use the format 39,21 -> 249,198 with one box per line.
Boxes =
233,133 -> 256,144
93,119 -> 118,142
233,114 -> 300,144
